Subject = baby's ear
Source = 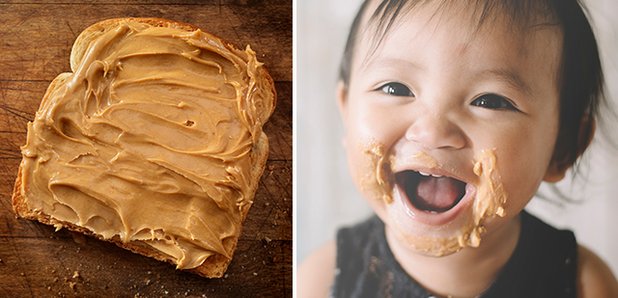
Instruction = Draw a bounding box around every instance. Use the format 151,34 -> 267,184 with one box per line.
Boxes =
336,81 -> 349,122
544,114 -> 596,183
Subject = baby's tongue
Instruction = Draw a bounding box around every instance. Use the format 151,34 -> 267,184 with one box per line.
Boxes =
416,176 -> 465,212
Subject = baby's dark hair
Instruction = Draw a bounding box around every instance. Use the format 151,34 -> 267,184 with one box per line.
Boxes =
339,0 -> 604,172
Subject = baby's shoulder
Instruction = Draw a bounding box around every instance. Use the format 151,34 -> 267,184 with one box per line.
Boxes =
298,240 -> 336,297
577,245 -> 618,297
298,217 -> 384,297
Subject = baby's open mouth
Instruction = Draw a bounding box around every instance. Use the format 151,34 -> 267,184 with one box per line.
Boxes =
395,170 -> 467,213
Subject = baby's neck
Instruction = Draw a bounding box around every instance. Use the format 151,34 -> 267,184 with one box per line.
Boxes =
385,216 -> 521,298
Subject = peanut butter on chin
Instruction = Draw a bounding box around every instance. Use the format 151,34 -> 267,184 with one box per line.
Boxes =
19,20 -> 274,269
365,144 -> 508,256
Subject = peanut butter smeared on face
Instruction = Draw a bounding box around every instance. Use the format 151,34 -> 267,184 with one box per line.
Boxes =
364,143 -> 394,204
441,148 -> 508,251
19,21 -> 273,269
367,144 -> 508,256
469,148 -> 508,245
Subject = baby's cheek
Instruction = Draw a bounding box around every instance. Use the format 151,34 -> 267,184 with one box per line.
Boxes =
496,149 -> 548,213
345,138 -> 393,214
351,104 -> 407,148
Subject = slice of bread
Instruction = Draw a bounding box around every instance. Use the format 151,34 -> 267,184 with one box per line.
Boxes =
11,18 -> 276,278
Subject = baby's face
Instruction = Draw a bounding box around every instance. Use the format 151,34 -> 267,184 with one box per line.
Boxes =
339,3 -> 563,255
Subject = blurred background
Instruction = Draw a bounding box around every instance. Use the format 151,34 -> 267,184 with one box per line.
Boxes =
297,0 -> 618,276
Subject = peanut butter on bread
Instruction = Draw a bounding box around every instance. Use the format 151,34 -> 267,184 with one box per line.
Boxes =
12,18 -> 276,278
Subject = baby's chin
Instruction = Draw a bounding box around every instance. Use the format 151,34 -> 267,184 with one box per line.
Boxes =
385,226 -> 465,258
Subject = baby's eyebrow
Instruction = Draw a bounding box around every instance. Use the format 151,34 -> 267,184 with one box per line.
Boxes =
479,68 -> 533,97
361,57 -> 425,73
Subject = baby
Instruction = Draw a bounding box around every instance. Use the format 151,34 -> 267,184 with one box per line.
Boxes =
299,0 -> 618,297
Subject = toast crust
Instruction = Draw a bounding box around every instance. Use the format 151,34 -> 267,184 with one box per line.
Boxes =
12,18 -> 276,278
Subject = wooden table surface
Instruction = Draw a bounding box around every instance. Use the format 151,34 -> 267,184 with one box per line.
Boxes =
0,1 -> 292,297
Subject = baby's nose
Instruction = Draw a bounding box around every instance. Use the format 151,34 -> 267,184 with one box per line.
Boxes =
404,112 -> 467,150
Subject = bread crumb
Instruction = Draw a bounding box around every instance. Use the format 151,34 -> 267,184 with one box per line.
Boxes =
253,272 -> 258,276
68,281 -> 77,290
264,236 -> 272,243
72,271 -> 80,279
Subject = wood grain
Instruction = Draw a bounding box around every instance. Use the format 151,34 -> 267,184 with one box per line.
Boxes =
0,1 -> 291,297
0,2 -> 291,81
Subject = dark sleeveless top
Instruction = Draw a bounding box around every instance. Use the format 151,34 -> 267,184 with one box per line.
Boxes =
332,210 -> 577,298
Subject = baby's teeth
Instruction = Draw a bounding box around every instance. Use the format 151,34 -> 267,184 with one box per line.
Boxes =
419,171 -> 442,178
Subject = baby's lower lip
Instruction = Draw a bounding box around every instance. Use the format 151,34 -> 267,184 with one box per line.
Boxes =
395,182 -> 476,226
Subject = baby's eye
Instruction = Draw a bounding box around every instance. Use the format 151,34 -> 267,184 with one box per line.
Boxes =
471,94 -> 518,111
378,82 -> 414,97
